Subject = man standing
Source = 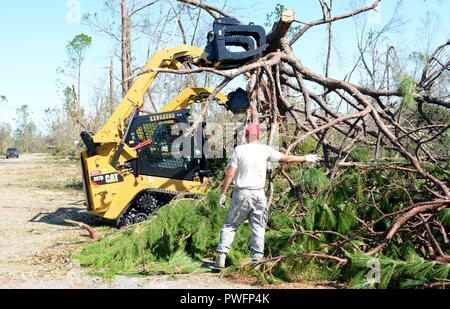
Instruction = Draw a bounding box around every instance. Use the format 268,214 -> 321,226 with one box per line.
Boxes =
215,123 -> 319,268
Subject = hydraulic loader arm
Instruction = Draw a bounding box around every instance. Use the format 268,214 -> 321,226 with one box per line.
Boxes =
93,45 -> 207,144
159,87 -> 227,112
92,16 -> 267,145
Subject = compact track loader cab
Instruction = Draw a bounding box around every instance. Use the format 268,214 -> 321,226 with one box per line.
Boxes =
80,19 -> 266,228
82,109 -> 208,228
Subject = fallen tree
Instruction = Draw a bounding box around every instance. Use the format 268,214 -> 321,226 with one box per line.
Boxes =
77,0 -> 449,288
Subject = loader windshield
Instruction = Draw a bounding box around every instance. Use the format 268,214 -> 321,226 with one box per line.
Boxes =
126,109 -> 203,181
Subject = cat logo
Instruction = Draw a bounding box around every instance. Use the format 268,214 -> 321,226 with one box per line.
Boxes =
90,172 -> 124,186
105,173 -> 119,183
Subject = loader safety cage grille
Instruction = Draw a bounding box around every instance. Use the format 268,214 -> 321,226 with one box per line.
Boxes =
126,109 -> 204,181
133,121 -> 186,170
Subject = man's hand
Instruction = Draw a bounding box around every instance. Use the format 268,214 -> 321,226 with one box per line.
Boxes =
219,194 -> 226,208
305,154 -> 319,163
280,154 -> 321,164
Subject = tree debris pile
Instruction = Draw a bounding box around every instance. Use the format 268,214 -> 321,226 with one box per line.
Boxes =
77,0 -> 450,289
77,162 -> 449,287
76,193 -> 225,278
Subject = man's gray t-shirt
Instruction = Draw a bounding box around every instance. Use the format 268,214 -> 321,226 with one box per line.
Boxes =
228,143 -> 283,190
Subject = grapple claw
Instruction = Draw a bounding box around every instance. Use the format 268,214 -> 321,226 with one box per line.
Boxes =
204,17 -> 267,69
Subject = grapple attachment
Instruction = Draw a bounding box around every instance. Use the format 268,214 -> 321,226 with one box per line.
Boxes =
204,17 -> 266,69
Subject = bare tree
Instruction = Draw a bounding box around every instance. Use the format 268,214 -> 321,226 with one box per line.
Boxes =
109,57 -> 115,115
121,0 -> 133,95
66,33 -> 92,123
141,0 -> 450,269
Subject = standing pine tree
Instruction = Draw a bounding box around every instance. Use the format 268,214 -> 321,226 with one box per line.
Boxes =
66,33 -> 92,124
14,105 -> 36,153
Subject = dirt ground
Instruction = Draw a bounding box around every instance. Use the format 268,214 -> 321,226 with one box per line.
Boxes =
0,153 -> 326,289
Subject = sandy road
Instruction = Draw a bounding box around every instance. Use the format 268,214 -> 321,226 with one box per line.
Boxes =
0,153 -> 259,289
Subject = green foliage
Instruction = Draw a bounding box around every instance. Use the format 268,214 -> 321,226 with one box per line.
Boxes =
0,95 -> 6,103
424,161 -> 450,185
351,146 -> 370,162
67,33 -> 92,67
270,166 -> 449,287
337,203 -> 357,235
268,211 -> 292,231
349,254 -> 450,288
297,137 -> 318,155
398,76 -> 416,109
14,105 -> 36,153
62,86 -> 77,118
208,157 -> 228,187
409,51 -> 428,66
438,208 -> 450,228
0,123 -> 14,153
444,130 -> 450,148
265,3 -> 301,38
295,168 -> 329,192
77,164 -> 449,288
77,192 -> 229,276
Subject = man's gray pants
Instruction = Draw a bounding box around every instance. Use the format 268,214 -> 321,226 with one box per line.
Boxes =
217,188 -> 268,260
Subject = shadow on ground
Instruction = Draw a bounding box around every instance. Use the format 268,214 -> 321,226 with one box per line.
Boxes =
29,201 -> 112,228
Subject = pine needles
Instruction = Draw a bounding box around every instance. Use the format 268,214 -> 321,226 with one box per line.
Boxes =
76,167 -> 450,288
76,194 -> 226,277
76,192 -> 253,277
349,254 -> 450,288
398,76 -> 417,109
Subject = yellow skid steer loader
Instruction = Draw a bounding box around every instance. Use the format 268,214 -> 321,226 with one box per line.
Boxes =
80,18 -> 267,227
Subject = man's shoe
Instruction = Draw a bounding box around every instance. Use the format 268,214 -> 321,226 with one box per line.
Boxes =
251,258 -> 263,271
215,253 -> 226,269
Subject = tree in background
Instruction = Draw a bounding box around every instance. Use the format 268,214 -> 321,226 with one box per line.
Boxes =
0,95 -> 6,103
62,86 -> 77,119
47,34 -> 92,156
14,105 -> 36,153
77,0 -> 450,288
44,85 -> 81,156
120,0 -> 133,96
0,123 -> 14,154
66,33 -> 92,123
83,0 -> 220,113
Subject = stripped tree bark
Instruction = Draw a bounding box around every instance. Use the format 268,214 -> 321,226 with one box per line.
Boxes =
65,219 -> 98,239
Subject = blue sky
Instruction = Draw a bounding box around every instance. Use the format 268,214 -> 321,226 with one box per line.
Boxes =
0,0 -> 449,132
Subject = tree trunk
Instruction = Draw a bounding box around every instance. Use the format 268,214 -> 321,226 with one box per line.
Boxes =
77,60 -> 81,122
322,0 -> 333,175
109,57 -> 115,115
121,0 -> 132,97
266,10 -> 295,54
24,127 -> 28,153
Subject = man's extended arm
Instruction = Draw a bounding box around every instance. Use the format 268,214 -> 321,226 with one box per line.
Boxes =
219,166 -> 236,207
280,154 -> 318,164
